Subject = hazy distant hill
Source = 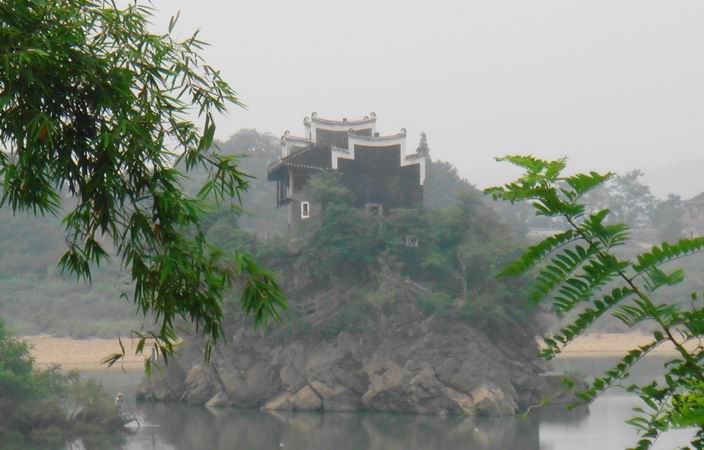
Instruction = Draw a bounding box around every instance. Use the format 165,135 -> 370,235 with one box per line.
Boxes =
0,130 -> 286,337
0,207 -> 137,337
178,129 -> 287,235
642,158 -> 704,199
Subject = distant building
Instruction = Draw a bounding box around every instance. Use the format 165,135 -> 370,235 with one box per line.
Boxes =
683,192 -> 704,236
267,113 -> 426,231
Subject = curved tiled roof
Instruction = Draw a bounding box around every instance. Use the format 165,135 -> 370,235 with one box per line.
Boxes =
271,114 -> 424,185
280,133 -> 312,144
304,112 -> 376,127
268,144 -> 332,180
348,130 -> 407,142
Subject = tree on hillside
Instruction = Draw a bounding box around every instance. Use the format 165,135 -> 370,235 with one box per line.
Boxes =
180,129 -> 287,236
488,156 -> 704,449
583,169 -> 657,228
608,170 -> 657,227
419,190 -> 530,328
298,170 -> 534,333
0,1 -> 285,364
303,172 -> 382,279
220,129 -> 280,158
651,194 -> 685,243
424,158 -> 551,238
423,159 -> 480,210
416,131 -> 430,156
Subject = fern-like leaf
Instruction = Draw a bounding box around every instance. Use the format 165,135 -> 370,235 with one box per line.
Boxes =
579,209 -> 630,249
530,243 -> 601,302
552,254 -> 629,313
633,237 -> 704,274
500,230 -> 578,276
573,334 -> 667,404
540,287 -> 635,359
612,298 -> 655,327
562,171 -> 613,197
495,155 -> 566,179
641,267 -> 685,294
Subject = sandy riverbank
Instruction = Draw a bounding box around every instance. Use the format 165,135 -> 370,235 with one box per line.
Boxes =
548,332 -> 697,357
22,332 -> 694,368
21,335 -> 146,369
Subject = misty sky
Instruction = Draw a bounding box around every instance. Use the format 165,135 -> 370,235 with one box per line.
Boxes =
153,1 -> 704,198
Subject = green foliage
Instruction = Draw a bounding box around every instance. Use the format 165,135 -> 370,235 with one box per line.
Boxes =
0,318 -> 35,403
0,1 -> 284,364
303,174 -> 384,279
491,163 -> 689,241
271,288 -> 374,341
581,168 -> 685,239
305,203 -> 384,279
318,298 -> 371,340
489,155 -> 704,449
308,170 -> 354,209
633,238 -> 704,275
180,129 -> 288,235
415,131 -> 430,156
0,204 -> 141,337
416,292 -> 455,317
0,128 -> 285,339
236,252 -> 287,328
423,160 -> 479,210
300,170 -> 536,332
598,170 -> 655,227
0,317 -> 123,439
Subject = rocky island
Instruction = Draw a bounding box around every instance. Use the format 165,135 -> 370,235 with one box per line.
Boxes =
138,121 -> 570,416
137,260 -> 564,416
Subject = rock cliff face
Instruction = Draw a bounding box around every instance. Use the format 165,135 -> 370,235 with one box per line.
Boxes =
137,263 -> 565,415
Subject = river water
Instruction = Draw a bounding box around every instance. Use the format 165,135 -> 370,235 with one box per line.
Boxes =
61,355 -> 695,450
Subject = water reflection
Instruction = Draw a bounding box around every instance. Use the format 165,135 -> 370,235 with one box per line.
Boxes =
130,404 -> 543,450
64,356 -> 695,450
4,432 -> 126,450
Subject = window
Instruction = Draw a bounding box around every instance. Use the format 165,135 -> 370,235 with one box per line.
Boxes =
293,174 -> 309,193
301,201 -> 310,219
364,203 -> 383,216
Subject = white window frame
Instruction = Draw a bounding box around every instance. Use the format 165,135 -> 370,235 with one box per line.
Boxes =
301,201 -> 310,219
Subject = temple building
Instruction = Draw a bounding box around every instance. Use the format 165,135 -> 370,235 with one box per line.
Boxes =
267,113 -> 426,230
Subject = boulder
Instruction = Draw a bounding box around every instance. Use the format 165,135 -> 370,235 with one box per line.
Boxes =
205,391 -> 231,408
469,385 -> 516,416
219,359 -> 282,407
182,364 -> 217,405
136,359 -> 187,401
263,386 -> 323,411
310,381 -> 360,412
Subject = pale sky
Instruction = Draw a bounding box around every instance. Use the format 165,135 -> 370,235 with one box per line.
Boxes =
152,0 -> 704,198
